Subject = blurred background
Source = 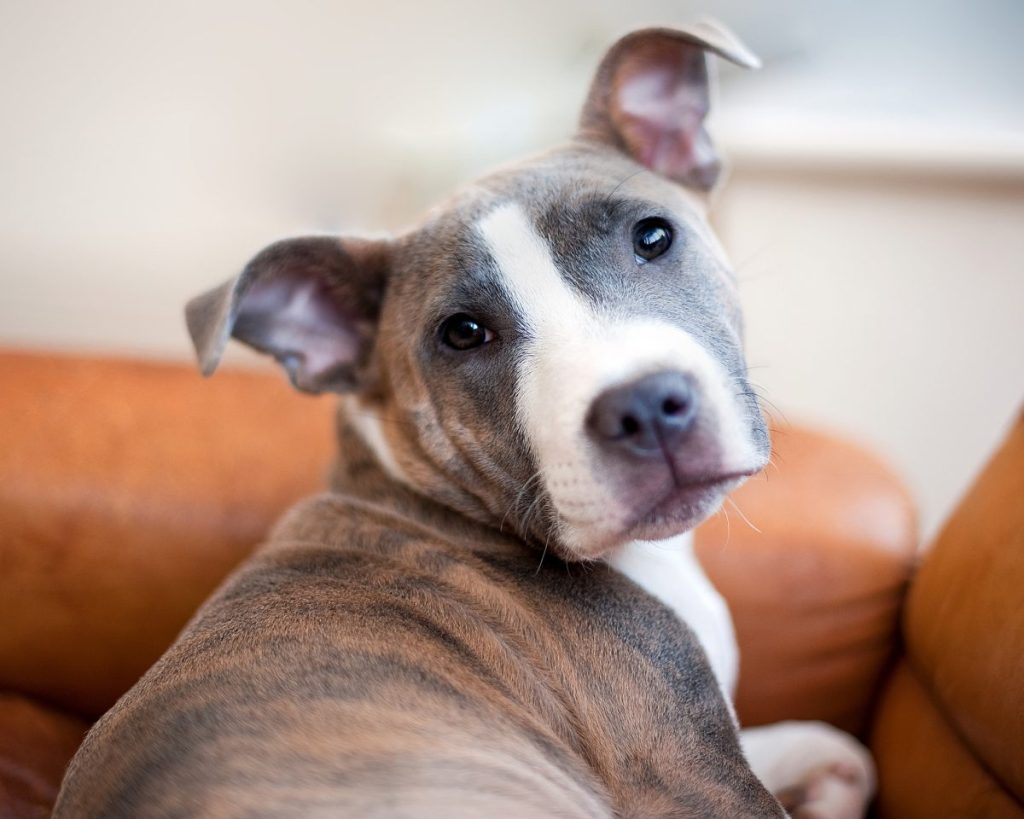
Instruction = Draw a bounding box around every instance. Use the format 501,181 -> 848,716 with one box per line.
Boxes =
1,0 -> 1021,540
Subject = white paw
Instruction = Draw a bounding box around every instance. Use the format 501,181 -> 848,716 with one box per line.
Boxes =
740,721 -> 875,819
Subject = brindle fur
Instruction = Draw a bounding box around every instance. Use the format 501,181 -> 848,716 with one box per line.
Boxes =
58,437 -> 780,816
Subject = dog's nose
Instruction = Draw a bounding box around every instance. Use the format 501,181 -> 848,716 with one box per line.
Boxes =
586,371 -> 698,457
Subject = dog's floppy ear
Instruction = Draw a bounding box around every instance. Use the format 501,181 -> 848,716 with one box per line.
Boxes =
579,20 -> 760,191
185,236 -> 389,393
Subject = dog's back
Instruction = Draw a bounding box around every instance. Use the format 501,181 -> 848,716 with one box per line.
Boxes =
57,492 -> 779,817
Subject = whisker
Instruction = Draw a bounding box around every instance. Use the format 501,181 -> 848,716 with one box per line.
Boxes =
500,470 -> 544,534
745,381 -> 791,427
728,245 -> 777,285
518,492 -> 546,540
725,497 -> 762,534
607,168 -> 648,200
535,532 -> 550,576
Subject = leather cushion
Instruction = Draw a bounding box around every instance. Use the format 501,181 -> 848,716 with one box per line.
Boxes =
0,693 -> 87,818
0,351 -> 335,718
871,661 -> 1023,818
903,408 -> 1024,800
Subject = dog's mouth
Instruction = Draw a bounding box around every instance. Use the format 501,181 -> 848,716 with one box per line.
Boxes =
635,470 -> 751,524
556,466 -> 760,559
606,466 -> 760,548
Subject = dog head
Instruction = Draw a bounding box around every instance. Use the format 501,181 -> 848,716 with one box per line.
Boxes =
186,21 -> 769,561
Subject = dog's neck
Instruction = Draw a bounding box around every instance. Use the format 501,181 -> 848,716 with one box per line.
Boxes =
329,409 -> 524,552
333,398 -> 738,695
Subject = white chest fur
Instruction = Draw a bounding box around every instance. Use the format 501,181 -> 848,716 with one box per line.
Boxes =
606,533 -> 739,699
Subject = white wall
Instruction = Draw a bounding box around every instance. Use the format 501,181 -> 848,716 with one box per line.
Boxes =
1,0 -> 1021,540
717,168 -> 1024,541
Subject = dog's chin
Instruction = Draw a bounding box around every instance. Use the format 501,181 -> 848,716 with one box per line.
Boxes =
624,478 -> 738,541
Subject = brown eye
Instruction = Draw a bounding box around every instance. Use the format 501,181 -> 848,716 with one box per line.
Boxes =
440,313 -> 492,350
633,217 -> 673,262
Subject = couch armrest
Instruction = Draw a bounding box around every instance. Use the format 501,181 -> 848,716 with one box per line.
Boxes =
871,408 -> 1024,814
0,350 -> 336,718
696,424 -> 918,735
0,692 -> 87,817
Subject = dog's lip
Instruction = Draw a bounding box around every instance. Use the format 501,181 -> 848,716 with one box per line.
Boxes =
556,465 -> 764,558
627,468 -> 758,530
670,469 -> 756,494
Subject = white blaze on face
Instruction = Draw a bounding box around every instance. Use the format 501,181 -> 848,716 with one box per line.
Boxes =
477,202 -> 755,557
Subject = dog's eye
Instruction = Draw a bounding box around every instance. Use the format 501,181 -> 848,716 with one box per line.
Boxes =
440,313 -> 493,350
632,217 -> 673,262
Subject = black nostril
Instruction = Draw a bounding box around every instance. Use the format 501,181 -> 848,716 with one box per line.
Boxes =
586,370 -> 699,457
662,396 -> 685,417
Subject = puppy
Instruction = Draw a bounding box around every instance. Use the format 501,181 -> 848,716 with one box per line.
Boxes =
56,21 -> 872,818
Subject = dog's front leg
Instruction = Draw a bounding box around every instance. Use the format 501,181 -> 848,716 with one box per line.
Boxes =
740,721 -> 875,819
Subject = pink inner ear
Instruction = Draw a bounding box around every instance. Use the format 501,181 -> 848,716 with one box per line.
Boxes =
612,51 -> 719,188
235,271 -> 361,392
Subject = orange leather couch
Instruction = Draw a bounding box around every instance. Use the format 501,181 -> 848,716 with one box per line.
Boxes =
0,349 -> 1020,817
